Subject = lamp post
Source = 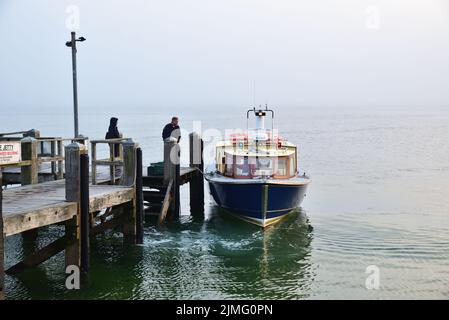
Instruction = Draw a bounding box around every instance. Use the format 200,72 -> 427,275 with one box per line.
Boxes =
66,32 -> 86,138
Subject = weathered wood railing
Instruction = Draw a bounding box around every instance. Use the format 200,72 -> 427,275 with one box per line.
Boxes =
0,132 -> 87,184
90,137 -> 127,185
0,138 -> 144,298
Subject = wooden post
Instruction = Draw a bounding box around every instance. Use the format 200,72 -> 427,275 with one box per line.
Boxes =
0,172 -> 5,300
64,142 -> 87,268
135,147 -> 144,244
91,142 -> 97,185
80,153 -> 89,273
65,216 -> 79,268
57,139 -> 64,180
20,137 -> 39,242
23,129 -> 40,139
189,132 -> 204,215
174,150 -> 180,218
77,135 -> 87,145
65,142 -> 85,202
163,141 -> 176,186
121,139 -> 137,187
50,140 -> 56,177
163,140 -> 180,217
109,143 -> 115,184
121,139 -> 137,243
20,137 -> 38,185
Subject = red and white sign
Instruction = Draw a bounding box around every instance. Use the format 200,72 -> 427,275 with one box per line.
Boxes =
0,141 -> 21,165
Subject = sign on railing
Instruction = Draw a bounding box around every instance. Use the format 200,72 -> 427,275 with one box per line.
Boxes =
0,141 -> 21,165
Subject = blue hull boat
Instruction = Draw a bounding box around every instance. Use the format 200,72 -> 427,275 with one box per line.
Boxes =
206,107 -> 311,227
207,175 -> 310,227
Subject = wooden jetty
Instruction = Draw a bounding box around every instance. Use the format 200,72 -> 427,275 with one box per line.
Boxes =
0,130 -> 204,299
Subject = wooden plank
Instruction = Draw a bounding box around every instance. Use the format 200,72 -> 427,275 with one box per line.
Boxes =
158,179 -> 173,224
38,156 -> 64,163
6,235 -> 71,274
3,202 -> 77,237
1,179 -> 133,236
89,186 -> 134,212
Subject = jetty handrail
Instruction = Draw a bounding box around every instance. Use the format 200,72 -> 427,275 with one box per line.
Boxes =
90,138 -> 128,143
90,137 -> 128,185
0,130 -> 30,137
0,136 -> 89,183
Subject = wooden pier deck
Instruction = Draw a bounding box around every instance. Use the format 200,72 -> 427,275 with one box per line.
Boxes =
1,180 -> 133,237
0,130 -> 204,299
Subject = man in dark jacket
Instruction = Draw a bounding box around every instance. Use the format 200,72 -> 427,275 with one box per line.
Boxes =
162,117 -> 181,143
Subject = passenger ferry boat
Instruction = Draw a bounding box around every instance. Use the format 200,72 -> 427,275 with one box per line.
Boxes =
205,107 -> 310,227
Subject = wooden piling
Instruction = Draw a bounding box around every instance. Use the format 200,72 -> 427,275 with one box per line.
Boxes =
64,142 -> 87,268
65,142 -> 87,202
174,152 -> 180,217
57,139 -> 64,179
0,172 -> 5,300
135,147 -> 144,244
189,132 -> 204,215
80,153 -> 90,273
163,141 -> 176,186
121,139 -> 137,187
20,137 -> 39,241
163,141 -> 180,217
121,139 -> 137,243
50,140 -> 57,179
20,137 -> 38,185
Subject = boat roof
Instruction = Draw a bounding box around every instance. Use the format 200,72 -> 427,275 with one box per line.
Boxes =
216,140 -> 296,157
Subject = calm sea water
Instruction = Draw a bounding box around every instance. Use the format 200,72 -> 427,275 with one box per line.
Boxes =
3,105 -> 449,299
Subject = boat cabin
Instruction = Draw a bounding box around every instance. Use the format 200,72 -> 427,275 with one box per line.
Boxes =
215,134 -> 298,179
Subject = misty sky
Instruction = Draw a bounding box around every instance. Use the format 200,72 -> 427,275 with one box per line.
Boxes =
1,0 -> 449,113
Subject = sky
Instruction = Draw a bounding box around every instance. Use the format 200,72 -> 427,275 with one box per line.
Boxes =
1,0 -> 449,113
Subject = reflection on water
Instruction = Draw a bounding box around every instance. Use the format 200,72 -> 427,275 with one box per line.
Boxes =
4,207 -> 314,299
207,208 -> 314,299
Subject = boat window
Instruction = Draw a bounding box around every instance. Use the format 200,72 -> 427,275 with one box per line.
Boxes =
225,153 -> 233,176
277,158 -> 287,176
235,156 -> 250,177
289,155 -> 295,176
252,157 -> 274,176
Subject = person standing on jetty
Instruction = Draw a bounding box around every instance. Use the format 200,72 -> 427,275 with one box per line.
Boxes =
105,117 -> 122,179
162,116 -> 181,143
